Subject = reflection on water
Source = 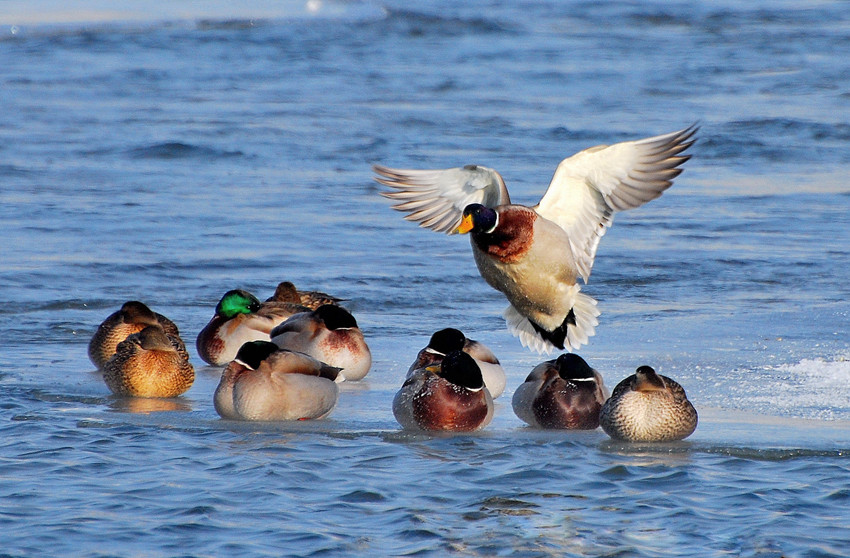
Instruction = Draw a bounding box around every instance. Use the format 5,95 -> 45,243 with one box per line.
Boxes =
108,397 -> 194,414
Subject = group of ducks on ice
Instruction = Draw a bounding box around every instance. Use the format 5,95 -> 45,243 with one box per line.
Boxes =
87,125 -> 700,443
87,285 -> 696,443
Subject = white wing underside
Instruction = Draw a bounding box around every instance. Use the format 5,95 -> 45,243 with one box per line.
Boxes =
375,125 -> 697,281
534,125 -> 697,282
375,164 -> 511,233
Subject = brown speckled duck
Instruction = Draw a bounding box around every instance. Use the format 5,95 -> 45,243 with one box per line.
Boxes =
600,365 -> 698,442
196,289 -> 308,366
88,300 -> 185,369
103,325 -> 195,398
214,340 -> 343,421
265,281 -> 344,309
375,125 -> 697,353
270,304 -> 372,381
393,350 -> 494,432
512,353 -> 608,429
407,327 -> 506,398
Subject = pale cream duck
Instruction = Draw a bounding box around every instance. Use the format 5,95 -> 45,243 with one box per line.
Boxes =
214,341 -> 343,421
270,304 -> 372,381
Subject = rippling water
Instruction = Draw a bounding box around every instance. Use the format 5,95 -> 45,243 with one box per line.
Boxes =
2,1 -> 849,556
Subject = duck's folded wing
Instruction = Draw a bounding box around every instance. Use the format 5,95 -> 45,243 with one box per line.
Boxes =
374,164 -> 511,234
534,125 -> 697,282
268,312 -> 311,339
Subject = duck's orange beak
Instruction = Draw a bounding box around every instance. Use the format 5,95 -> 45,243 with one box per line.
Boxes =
424,364 -> 442,374
454,214 -> 474,234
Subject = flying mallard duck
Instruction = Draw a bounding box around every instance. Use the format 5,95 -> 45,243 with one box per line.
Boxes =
375,125 -> 697,353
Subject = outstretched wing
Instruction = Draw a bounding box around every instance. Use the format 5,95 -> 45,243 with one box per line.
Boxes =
534,125 -> 697,282
374,164 -> 511,234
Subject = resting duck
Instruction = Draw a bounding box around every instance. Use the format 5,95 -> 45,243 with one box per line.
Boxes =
88,300 -> 185,369
512,353 -> 608,429
600,365 -> 698,442
393,350 -> 494,432
407,327 -> 506,398
102,325 -> 195,398
196,289 -> 308,366
265,281 -> 344,309
270,304 -> 372,381
214,340 -> 343,421
375,125 -> 697,353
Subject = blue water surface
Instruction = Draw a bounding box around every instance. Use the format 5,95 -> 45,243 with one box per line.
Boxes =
1,1 -> 849,556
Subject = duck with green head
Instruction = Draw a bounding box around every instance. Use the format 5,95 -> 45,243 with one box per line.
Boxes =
103,325 -> 195,398
196,289 -> 308,366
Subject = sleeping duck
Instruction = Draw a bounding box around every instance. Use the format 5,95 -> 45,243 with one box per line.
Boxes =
196,289 -> 308,366
214,341 -> 343,421
375,125 -> 696,353
265,281 -> 344,309
407,327 -> 506,398
270,304 -> 372,381
89,300 -> 185,369
394,350 -> 494,432
512,353 -> 608,429
600,365 -> 698,442
103,325 -> 195,398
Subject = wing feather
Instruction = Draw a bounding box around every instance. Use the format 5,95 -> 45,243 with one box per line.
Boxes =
534,125 -> 697,282
374,164 -> 511,234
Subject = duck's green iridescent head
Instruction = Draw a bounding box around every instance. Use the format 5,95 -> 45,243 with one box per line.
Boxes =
216,289 -> 261,319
